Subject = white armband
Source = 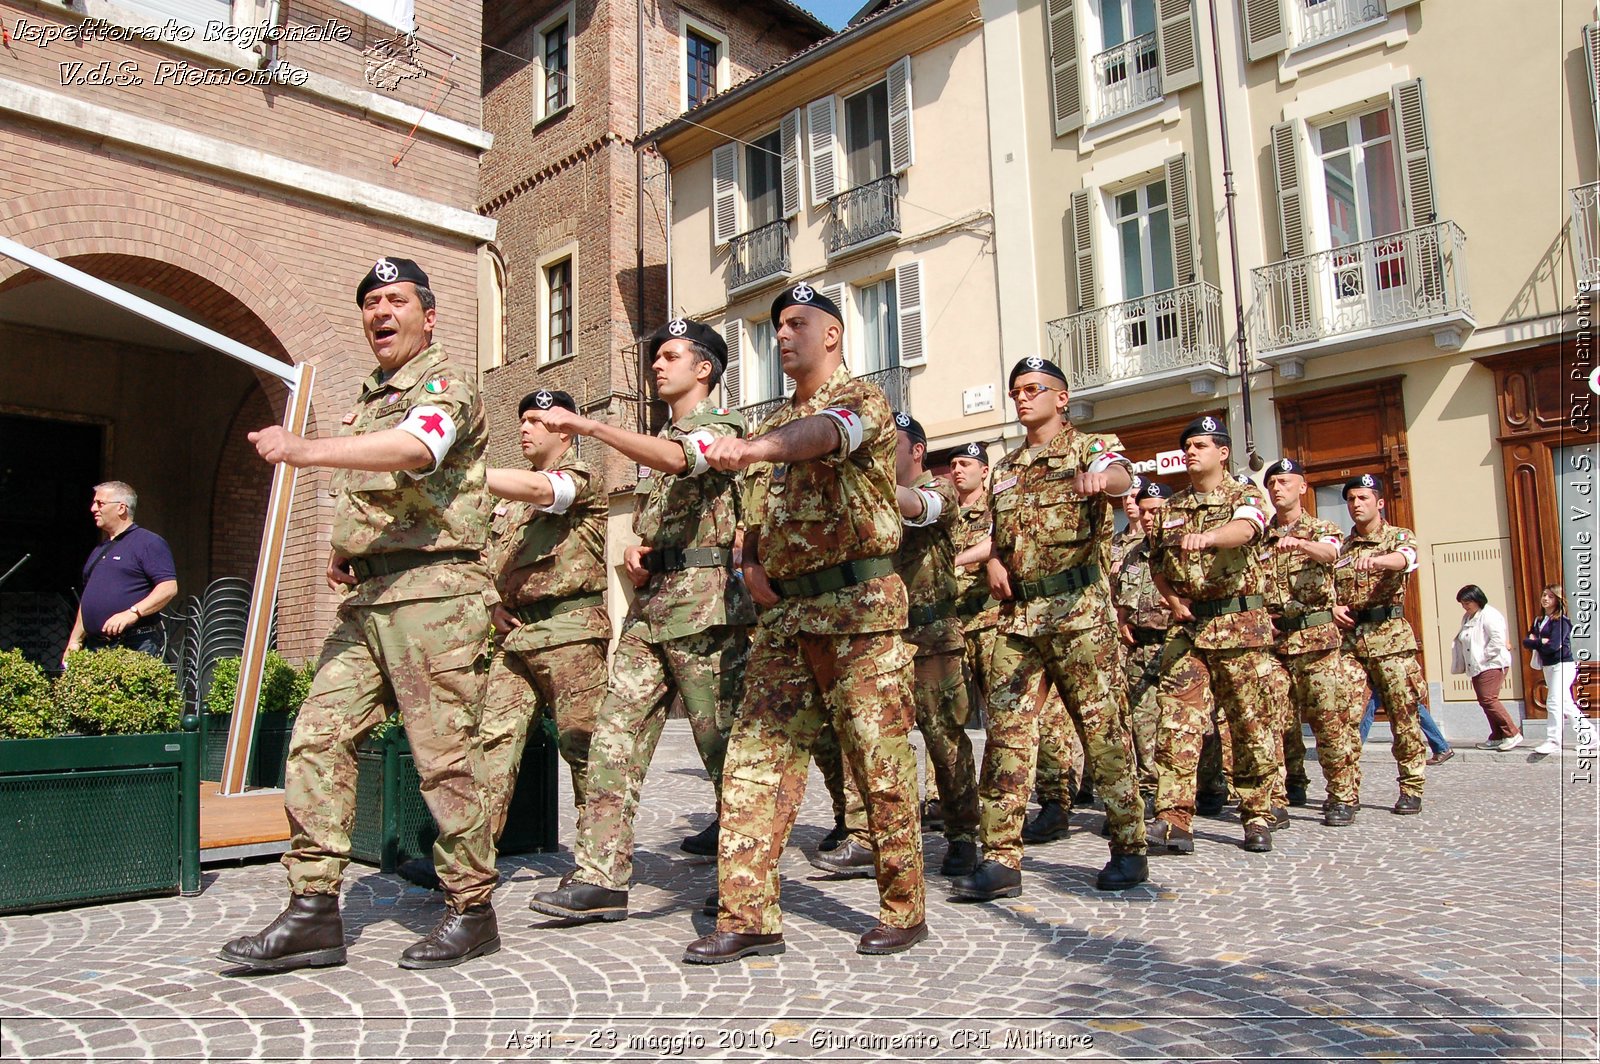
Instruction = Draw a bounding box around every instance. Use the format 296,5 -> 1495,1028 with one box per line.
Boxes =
396,405 -> 456,476
1396,544 -> 1418,572
683,429 -> 717,477
904,488 -> 944,528
537,469 -> 577,515
821,407 -> 865,455
1233,503 -> 1268,530
1087,451 -> 1135,495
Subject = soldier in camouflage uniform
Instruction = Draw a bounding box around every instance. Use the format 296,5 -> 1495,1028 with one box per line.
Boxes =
810,415 -> 981,881
525,318 -> 753,923
951,356 -> 1148,901
1114,478 -> 1173,817
222,257 -> 500,972
1259,458 -> 1362,827
684,284 -> 926,965
1147,416 -> 1282,854
1333,473 -> 1427,815
480,390 -> 611,832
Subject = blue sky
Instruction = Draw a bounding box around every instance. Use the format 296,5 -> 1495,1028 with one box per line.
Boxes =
802,0 -> 865,31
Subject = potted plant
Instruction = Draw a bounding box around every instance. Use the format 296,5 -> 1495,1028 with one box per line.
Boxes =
0,648 -> 199,914
201,653 -> 312,788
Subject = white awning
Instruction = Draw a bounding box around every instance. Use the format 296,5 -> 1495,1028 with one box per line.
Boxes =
340,0 -> 415,32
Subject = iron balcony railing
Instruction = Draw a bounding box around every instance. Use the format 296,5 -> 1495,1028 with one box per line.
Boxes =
1250,221 -> 1471,354
1294,0 -> 1385,47
726,219 -> 791,293
1572,182 -> 1600,289
739,364 -> 908,427
1089,31 -> 1161,123
825,175 -> 901,256
1046,282 -> 1225,393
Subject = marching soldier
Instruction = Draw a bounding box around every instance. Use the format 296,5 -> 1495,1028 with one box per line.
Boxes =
525,318 -> 753,923
952,356 -> 1148,901
684,283 -> 926,964
1114,478 -> 1172,819
1333,473 -> 1427,815
223,256 -> 500,971
1147,416 -> 1281,854
1260,458 -> 1361,827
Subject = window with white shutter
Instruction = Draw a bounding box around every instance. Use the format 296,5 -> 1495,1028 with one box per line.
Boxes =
781,108 -> 803,219
720,320 -> 742,410
894,260 -> 926,366
1390,78 -> 1436,230
1047,0 -> 1084,136
1068,188 -> 1101,379
887,56 -> 916,174
711,142 -> 739,246
1268,119 -> 1312,331
1164,153 -> 1198,285
1156,0 -> 1199,92
807,97 -> 840,206
1243,0 -> 1287,62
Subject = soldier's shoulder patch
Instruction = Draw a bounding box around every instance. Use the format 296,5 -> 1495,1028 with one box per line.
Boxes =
1087,438 -> 1106,455
1396,530 -> 1410,542
423,378 -> 449,394
993,475 -> 1019,494
713,407 -> 730,416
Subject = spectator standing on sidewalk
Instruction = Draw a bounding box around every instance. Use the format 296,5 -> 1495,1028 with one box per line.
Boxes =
1526,584 -> 1583,755
63,481 -> 178,664
1451,584 -> 1520,751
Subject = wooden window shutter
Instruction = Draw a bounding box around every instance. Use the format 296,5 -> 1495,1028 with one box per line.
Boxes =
1047,0 -> 1083,137
720,319 -> 742,410
1391,78 -> 1437,229
1243,0 -> 1287,62
1069,188 -> 1096,311
894,260 -> 927,366
780,108 -> 804,219
1157,0 -> 1200,93
887,55 -> 916,174
806,96 -> 839,206
711,142 -> 739,246
1387,0 -> 1421,10
1269,119 -> 1312,331
1584,23 -> 1600,143
1165,153 -> 1199,285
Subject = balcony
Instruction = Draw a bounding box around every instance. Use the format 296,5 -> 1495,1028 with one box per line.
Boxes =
738,365 -> 908,429
825,175 -> 901,257
1572,182 -> 1600,290
1045,282 -> 1227,412
1293,0 -> 1386,48
726,220 -> 791,295
1089,32 -> 1161,124
1250,221 -> 1474,368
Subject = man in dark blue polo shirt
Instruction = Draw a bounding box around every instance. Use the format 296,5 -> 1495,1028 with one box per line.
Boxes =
63,481 -> 178,665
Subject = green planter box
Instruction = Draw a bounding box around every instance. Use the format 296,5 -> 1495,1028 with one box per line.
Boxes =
350,721 -> 560,872
200,713 -> 296,788
0,726 -> 201,914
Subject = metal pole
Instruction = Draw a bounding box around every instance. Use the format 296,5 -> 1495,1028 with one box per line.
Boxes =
1204,0 -> 1264,472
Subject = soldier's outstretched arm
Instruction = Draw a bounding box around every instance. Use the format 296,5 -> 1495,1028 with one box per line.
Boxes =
529,407 -> 689,475
705,414 -> 846,471
486,468 -> 560,508
953,536 -> 992,568
250,425 -> 431,472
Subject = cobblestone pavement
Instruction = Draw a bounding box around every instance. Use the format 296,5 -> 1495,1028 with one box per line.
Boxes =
1,723 -> 1597,1062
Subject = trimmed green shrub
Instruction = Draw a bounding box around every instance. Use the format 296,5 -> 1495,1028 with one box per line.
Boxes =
205,652 -> 312,716
0,649 -> 66,739
55,648 -> 181,735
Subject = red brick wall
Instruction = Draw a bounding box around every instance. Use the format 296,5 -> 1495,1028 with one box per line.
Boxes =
210,384 -> 280,580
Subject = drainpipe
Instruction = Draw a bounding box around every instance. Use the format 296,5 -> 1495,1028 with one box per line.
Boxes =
1204,0 -> 1263,472
636,0 -> 648,433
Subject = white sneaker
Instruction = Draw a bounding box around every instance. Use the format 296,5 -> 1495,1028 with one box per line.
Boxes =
1499,734 -> 1524,751
1533,741 -> 1560,755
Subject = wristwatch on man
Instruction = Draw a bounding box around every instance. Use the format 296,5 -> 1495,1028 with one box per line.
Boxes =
128,606 -> 143,619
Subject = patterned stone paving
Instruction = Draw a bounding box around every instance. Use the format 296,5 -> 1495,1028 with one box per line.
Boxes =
1,724 -> 1596,1062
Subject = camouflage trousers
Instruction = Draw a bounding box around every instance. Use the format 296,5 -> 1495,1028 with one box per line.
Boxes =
1348,647 -> 1428,797
717,629 -> 924,935
1153,631 -> 1281,832
963,627 -> 996,725
828,648 -> 982,844
983,628 -> 1146,865
481,637 -> 608,834
284,593 -> 496,908
1125,638 -> 1166,799
572,626 -> 748,891
1277,647 -> 1363,805
1031,678 -> 1084,806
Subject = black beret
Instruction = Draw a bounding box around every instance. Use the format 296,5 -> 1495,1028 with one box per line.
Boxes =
646,317 -> 727,369
1262,457 -> 1304,482
951,440 -> 990,466
519,389 -> 578,416
892,411 -> 926,448
771,281 -> 843,327
1135,479 -> 1170,501
1179,414 -> 1230,447
356,256 -> 429,306
1342,472 -> 1385,499
1233,472 -> 1257,487
1008,356 -> 1069,389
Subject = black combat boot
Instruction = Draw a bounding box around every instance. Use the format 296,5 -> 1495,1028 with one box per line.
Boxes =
1095,853 -> 1149,891
218,894 -> 346,972
949,859 -> 1022,901
398,904 -> 501,969
680,819 -> 720,856
1021,800 -> 1070,844
528,882 -> 629,923
939,840 -> 981,877
817,814 -> 849,852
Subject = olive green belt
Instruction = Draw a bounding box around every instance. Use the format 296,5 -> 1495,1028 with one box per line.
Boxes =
1014,562 -> 1100,602
1355,604 -> 1405,624
1129,625 -> 1168,646
956,589 -> 998,620
513,592 -> 603,625
774,556 -> 895,599
643,546 -> 733,574
907,599 -> 956,628
1189,594 -> 1265,620
1273,609 -> 1334,633
350,548 -> 477,581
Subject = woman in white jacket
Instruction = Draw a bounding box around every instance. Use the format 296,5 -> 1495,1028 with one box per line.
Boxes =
1451,585 -> 1521,750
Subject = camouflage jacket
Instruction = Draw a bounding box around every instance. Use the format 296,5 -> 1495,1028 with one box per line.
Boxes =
627,399 -> 755,644
952,493 -> 999,634
331,343 -> 493,607
489,451 -> 610,652
1114,536 -> 1170,633
1262,510 -> 1343,655
896,471 -> 963,655
1110,527 -> 1144,575
991,425 -> 1127,637
1150,477 -> 1272,650
1336,520 -> 1420,658
744,362 -> 907,637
